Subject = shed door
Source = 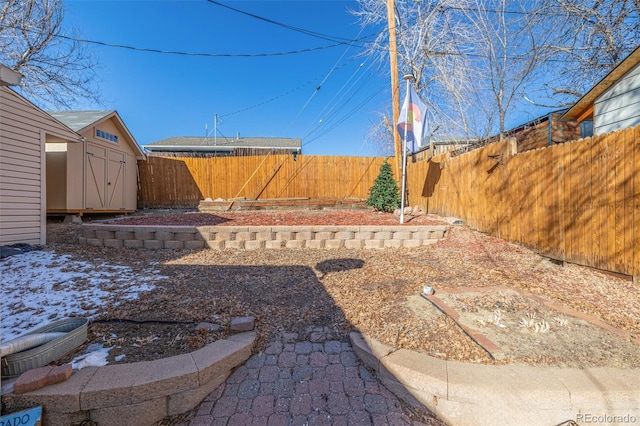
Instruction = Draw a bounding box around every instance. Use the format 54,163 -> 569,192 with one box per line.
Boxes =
86,144 -> 107,209
107,151 -> 126,209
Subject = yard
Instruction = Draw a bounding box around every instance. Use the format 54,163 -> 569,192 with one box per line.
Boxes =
2,209 -> 639,371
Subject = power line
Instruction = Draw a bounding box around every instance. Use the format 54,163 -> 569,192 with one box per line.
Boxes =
206,0 -> 363,44
44,30 -> 370,57
220,57 -> 361,118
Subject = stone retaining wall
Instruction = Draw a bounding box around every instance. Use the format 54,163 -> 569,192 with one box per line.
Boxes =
78,224 -> 450,250
2,331 -> 256,426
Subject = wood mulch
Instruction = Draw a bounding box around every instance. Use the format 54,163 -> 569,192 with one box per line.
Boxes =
47,209 -> 640,369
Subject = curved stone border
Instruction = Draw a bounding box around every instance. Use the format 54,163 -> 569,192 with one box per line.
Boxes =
350,332 -> 640,426
78,224 -> 450,250
2,331 -> 256,426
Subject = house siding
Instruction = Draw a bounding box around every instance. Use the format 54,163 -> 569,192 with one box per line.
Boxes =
595,62 -> 640,135
0,87 -> 78,245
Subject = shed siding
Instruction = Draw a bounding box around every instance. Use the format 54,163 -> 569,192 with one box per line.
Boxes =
595,62 -> 640,135
0,87 -> 78,245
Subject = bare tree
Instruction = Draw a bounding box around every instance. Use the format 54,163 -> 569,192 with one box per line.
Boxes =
354,0 -> 638,145
538,0 -> 640,102
0,0 -> 99,108
458,0 -> 562,139
353,0 -> 488,144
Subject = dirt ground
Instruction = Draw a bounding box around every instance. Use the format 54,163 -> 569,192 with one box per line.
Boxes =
44,209 -> 640,370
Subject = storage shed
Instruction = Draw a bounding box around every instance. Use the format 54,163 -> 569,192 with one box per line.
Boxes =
46,111 -> 145,215
0,68 -> 81,246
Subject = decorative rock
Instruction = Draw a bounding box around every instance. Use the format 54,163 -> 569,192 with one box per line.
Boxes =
13,363 -> 72,394
230,316 -> 255,331
196,322 -> 223,332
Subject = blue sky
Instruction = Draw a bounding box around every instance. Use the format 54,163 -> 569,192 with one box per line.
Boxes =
63,0 -> 390,156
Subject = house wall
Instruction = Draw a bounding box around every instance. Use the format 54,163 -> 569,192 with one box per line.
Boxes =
0,87 -> 78,245
595,62 -> 640,135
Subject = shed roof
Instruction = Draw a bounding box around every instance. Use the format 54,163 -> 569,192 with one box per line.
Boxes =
145,136 -> 302,151
562,46 -> 640,122
48,110 -> 145,158
47,110 -> 115,132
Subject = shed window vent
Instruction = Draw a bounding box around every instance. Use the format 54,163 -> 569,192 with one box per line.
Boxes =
96,129 -> 118,143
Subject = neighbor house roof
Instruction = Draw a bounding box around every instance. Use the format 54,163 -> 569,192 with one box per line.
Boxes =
562,46 -> 640,122
145,136 -> 302,152
48,110 -> 145,158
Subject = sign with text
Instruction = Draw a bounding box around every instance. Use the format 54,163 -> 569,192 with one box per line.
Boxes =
0,406 -> 42,426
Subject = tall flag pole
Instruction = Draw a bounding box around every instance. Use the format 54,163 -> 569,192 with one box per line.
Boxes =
396,75 -> 427,224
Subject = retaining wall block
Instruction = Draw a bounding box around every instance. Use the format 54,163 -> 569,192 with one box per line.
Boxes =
431,230 -> 445,239
364,240 -> 385,249
373,232 -> 393,240
134,231 -> 156,241
245,240 -> 265,250
130,354 -> 199,404
154,231 -> 174,241
265,240 -> 285,249
295,231 -> 314,241
78,237 -> 87,245
205,240 -> 225,250
225,240 -> 246,250
143,240 -> 164,249
82,229 -> 96,239
115,231 -> 135,240
324,240 -> 344,249
124,240 -> 144,249
164,240 -> 184,249
255,231 -> 275,241
275,232 -> 295,241
335,231 -> 355,240
344,239 -> 365,249
167,373 -> 228,417
413,231 -> 432,240
235,231 -> 255,241
384,240 -> 403,248
184,240 -> 205,249
172,232 -> 195,241
96,230 -> 115,240
315,231 -> 335,240
306,240 -> 325,249
214,232 -> 235,241
355,231 -> 374,240
104,239 -> 124,248
393,231 -> 413,240
86,238 -> 104,247
285,240 -> 305,249
81,363 -> 139,410
89,396 -> 167,426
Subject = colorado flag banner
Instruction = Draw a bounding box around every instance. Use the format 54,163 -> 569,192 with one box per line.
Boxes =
396,84 -> 427,154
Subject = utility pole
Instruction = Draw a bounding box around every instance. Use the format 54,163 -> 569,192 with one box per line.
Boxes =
214,114 -> 218,146
386,0 -> 402,184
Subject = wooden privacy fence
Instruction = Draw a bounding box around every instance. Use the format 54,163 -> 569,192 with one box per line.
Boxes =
407,125 -> 640,280
137,154 -> 386,208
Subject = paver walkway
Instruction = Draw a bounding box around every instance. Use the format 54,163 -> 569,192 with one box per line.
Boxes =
190,329 -> 432,425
